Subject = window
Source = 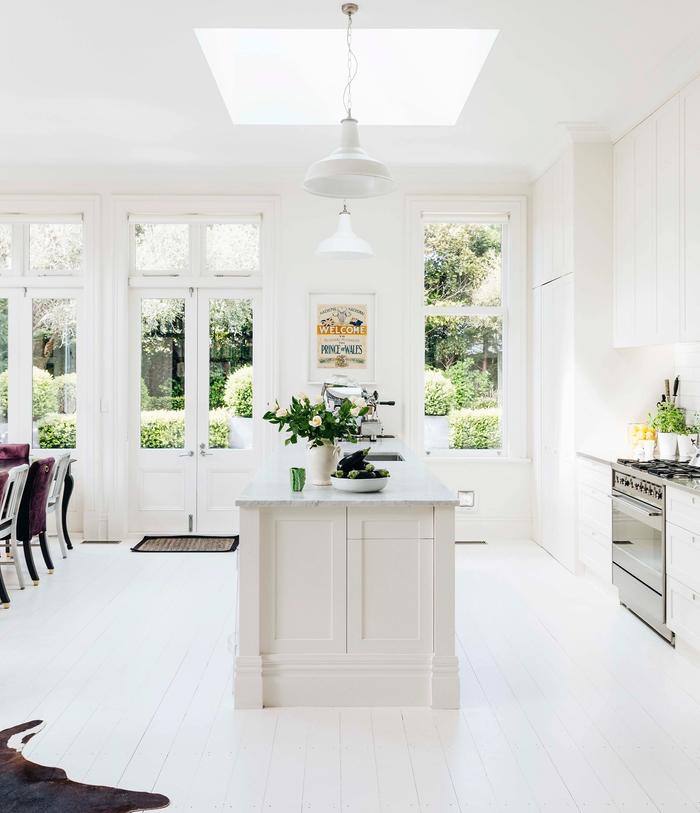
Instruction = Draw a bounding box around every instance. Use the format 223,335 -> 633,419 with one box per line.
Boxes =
0,217 -> 83,277
129,217 -> 260,278
411,199 -> 526,457
0,225 -> 10,271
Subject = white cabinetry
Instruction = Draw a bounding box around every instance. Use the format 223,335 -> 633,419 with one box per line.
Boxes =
576,457 -> 612,582
681,75 -> 700,340
533,274 -> 576,571
613,93 -> 685,347
665,485 -> 700,650
532,153 -> 573,287
613,97 -> 680,347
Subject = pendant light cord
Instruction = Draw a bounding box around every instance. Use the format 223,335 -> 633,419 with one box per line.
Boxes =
342,8 -> 358,118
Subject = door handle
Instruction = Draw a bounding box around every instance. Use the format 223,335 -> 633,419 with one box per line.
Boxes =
199,443 -> 213,457
178,450 -> 194,457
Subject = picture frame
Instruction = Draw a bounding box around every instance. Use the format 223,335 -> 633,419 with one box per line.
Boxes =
307,291 -> 376,384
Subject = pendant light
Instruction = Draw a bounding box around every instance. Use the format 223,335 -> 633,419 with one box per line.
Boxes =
303,3 -> 396,199
316,203 -> 374,259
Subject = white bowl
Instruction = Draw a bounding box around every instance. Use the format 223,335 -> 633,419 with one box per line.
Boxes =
330,476 -> 389,493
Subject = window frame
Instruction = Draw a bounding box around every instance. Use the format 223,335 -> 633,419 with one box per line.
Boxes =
406,196 -> 527,460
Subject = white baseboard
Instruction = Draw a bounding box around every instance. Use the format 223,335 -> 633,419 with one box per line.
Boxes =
455,515 -> 531,542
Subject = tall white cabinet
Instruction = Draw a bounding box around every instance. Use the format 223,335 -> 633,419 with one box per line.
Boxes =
533,274 -> 575,571
614,74 -> 700,346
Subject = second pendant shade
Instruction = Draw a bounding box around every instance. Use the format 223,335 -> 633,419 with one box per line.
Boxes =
316,205 -> 373,259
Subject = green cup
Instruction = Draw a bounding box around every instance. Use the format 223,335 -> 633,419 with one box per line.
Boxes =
290,467 -> 306,492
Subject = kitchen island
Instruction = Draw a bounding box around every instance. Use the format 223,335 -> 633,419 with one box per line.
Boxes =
234,440 -> 460,708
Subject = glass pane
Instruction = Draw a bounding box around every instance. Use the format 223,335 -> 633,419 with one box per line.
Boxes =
29,223 -> 83,274
0,300 -> 7,442
0,225 -> 11,271
32,298 -> 77,449
133,224 -> 189,274
424,223 -> 502,306
140,299 -> 186,448
424,314 -> 502,451
206,223 -> 260,275
209,298 -> 253,449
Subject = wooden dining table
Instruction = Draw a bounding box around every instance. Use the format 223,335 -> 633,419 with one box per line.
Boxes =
0,457 -> 75,549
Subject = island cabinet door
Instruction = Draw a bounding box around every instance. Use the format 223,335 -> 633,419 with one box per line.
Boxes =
260,507 -> 346,654
347,508 -> 434,654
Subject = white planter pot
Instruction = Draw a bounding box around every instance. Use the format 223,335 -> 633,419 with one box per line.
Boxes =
657,432 -> 678,460
677,434 -> 696,461
307,441 -> 340,486
229,416 -> 253,449
424,415 -> 449,449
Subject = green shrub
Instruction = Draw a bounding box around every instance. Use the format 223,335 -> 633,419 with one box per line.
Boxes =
38,413 -> 77,448
471,396 -> 498,409
147,395 -> 184,410
449,408 -> 501,449
209,369 -> 227,409
140,410 -> 185,448
224,365 -> 253,417
444,360 -> 493,409
141,379 -> 151,408
32,367 -> 59,419
0,370 -> 7,417
209,408 -> 230,448
54,373 -> 77,413
424,369 -> 455,416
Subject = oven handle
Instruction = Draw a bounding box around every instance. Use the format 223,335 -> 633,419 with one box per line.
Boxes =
611,493 -> 663,518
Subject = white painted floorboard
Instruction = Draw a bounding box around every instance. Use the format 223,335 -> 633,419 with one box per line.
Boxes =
3,538 -> 700,811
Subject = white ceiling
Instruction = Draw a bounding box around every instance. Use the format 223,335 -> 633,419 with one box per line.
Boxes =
2,0 -> 700,177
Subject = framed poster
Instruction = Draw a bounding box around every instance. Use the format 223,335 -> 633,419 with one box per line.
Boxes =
307,292 -> 376,383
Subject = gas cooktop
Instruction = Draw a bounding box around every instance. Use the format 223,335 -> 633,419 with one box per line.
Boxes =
616,459 -> 700,479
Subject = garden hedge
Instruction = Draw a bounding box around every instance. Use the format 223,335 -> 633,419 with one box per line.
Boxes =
448,408 -> 501,449
224,365 -> 253,418
424,369 -> 455,416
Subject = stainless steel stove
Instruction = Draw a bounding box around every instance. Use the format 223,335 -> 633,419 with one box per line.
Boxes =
612,460 -> 675,644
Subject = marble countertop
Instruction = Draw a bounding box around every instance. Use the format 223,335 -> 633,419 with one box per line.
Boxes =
236,438 -> 458,508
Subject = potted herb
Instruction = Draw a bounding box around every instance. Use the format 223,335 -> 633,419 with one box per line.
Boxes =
649,402 -> 686,459
263,394 -> 368,485
423,370 -> 455,450
678,416 -> 699,460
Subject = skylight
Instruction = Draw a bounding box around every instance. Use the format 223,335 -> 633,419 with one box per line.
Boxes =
195,28 -> 498,126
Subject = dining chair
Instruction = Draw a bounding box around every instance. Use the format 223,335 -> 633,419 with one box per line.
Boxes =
46,453 -> 71,559
0,444 -> 30,461
0,464 -> 30,606
17,458 -> 56,583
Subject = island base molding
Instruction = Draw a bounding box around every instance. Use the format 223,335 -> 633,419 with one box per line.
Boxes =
233,653 -> 460,709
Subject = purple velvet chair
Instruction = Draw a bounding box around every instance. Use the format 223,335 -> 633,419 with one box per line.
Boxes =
0,444 -> 30,460
0,472 -> 10,607
17,458 -> 55,584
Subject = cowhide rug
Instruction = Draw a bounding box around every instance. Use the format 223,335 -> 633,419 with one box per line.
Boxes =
0,721 -> 170,812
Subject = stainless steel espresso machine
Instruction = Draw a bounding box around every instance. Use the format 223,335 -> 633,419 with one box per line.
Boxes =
321,375 -> 395,441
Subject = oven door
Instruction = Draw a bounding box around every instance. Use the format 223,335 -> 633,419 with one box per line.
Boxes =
611,492 -> 664,594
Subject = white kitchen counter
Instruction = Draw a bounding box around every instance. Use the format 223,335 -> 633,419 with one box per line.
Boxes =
236,438 -> 458,508
234,438 -> 460,710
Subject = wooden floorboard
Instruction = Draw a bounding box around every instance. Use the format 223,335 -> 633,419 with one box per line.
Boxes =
2,537 -> 700,811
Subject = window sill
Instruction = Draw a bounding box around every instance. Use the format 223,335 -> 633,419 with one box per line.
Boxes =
424,454 -> 531,464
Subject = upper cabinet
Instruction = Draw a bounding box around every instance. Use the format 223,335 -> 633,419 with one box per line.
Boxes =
682,76 -> 700,341
532,152 -> 573,288
613,96 -> 681,347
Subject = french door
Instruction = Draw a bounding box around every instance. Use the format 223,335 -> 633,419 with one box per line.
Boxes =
128,287 -> 259,535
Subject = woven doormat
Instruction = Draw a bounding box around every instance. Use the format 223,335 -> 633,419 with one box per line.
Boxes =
131,535 -> 238,553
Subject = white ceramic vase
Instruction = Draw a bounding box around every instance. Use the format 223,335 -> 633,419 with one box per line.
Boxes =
657,431 -> 678,460
677,434 -> 696,461
307,440 -> 340,486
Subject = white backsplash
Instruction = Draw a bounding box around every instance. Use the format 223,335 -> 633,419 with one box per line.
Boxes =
674,343 -> 700,422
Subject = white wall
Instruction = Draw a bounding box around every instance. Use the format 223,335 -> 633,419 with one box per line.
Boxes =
0,163 -> 532,539
674,344 -> 700,421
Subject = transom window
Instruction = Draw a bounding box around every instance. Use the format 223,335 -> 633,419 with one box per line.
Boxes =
0,216 -> 84,276
129,216 -> 260,277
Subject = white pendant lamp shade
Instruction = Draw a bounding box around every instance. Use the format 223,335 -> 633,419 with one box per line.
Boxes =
316,205 -> 374,259
304,117 -> 396,199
